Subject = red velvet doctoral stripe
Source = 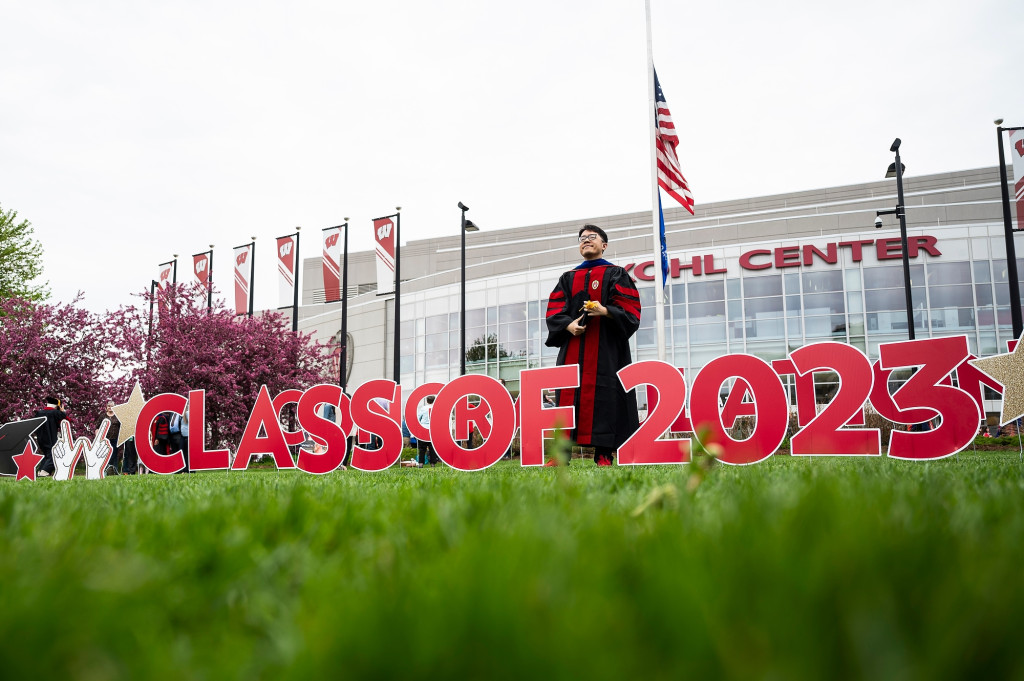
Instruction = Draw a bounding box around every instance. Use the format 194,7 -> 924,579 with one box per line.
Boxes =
576,266 -> 605,445
615,283 -> 637,296
559,270 -> 590,415
546,289 -> 565,318
614,283 -> 641,317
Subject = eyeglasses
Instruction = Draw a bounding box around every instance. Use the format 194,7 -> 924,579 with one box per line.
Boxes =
579,234 -> 603,244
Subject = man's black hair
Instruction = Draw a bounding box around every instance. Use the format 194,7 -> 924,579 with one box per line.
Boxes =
578,224 -> 608,243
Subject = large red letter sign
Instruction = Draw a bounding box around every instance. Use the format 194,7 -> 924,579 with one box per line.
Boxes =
273,388 -> 306,447
877,336 -> 979,460
233,385 -> 295,470
617,361 -> 689,465
296,385 -> 351,475
188,390 -> 231,470
350,380 -> 403,472
404,382 -> 444,443
689,355 -> 788,465
137,393 -> 187,475
789,342 -> 880,456
432,375 -> 516,471
519,365 -> 578,467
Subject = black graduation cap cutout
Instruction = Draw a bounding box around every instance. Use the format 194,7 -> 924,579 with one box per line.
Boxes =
0,418 -> 46,476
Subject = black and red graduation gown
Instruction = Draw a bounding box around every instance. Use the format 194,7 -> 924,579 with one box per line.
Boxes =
544,259 -> 642,450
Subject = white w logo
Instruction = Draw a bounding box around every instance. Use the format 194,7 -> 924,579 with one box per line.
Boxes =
377,221 -> 393,241
280,242 -> 293,257
195,260 -> 207,273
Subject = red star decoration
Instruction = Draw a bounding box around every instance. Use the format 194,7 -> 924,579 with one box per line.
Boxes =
13,441 -> 44,481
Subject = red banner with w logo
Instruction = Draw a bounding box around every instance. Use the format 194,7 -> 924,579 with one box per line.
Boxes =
322,226 -> 342,303
193,253 -> 211,291
277,236 -> 296,309
1011,129 -> 1024,233
233,244 -> 252,316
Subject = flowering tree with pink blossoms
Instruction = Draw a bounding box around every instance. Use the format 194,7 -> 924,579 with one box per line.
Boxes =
0,295 -> 117,424
105,284 -> 334,448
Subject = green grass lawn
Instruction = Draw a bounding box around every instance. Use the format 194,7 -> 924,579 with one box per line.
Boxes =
2,451 -> 1023,680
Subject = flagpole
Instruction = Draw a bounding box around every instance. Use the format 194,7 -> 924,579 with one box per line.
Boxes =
645,0 -> 668,363
207,246 -> 214,312
340,219 -> 349,391
248,237 -> 256,318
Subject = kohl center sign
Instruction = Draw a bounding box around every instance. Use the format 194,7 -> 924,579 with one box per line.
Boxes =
622,235 -> 941,280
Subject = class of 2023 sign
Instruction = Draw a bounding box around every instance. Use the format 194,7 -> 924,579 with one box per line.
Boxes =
6,334 -> 1024,480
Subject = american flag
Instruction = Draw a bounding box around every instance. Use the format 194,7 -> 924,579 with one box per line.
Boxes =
654,69 -> 694,214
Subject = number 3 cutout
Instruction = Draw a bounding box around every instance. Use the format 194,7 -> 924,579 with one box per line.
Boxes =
876,336 -> 979,460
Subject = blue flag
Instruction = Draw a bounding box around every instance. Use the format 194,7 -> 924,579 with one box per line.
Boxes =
658,193 -> 668,288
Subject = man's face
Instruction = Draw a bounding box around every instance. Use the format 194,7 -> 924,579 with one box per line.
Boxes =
578,230 -> 607,261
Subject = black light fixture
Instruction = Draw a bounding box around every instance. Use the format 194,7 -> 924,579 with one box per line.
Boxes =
885,163 -> 905,179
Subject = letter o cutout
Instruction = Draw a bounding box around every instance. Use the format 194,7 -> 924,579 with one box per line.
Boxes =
431,375 -> 516,471
689,354 -> 788,465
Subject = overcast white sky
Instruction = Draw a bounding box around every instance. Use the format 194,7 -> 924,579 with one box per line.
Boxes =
2,0 -> 1022,314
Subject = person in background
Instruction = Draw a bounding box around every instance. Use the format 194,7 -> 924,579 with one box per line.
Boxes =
151,411 -> 171,460
416,395 -> 437,467
168,411 -> 186,473
97,399 -> 123,474
122,438 -> 139,475
33,396 -> 68,478
180,401 -> 190,472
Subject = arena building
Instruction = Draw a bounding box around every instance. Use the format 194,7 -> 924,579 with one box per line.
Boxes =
295,166 -> 1020,418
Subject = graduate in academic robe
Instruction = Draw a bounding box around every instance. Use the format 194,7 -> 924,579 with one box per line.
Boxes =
544,224 -> 642,465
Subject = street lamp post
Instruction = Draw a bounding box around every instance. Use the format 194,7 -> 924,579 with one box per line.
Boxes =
995,119 -> 1024,338
292,228 -> 301,333
874,137 -> 915,340
147,279 -> 158,370
458,202 -> 480,376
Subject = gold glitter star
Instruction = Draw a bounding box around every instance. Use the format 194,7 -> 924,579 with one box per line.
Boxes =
111,381 -> 147,447
969,338 -> 1024,426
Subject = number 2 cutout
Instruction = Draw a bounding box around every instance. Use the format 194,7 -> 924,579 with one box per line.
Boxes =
617,361 -> 690,465
788,342 -> 880,456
